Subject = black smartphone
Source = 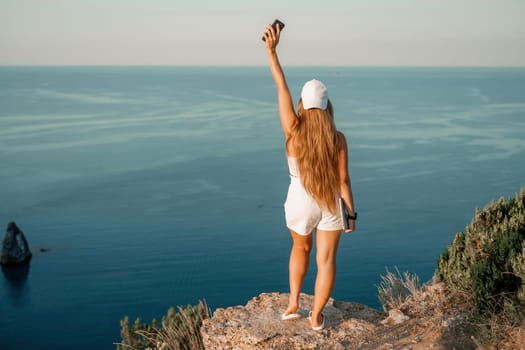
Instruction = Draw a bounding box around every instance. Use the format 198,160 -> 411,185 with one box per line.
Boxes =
262,19 -> 285,41
272,19 -> 285,32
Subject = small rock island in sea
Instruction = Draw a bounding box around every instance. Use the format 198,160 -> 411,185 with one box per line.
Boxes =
1,221 -> 32,265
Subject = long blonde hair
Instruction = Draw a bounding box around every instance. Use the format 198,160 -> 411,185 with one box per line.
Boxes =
287,99 -> 341,214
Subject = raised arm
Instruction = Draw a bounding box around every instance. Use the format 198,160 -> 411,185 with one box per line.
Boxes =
263,24 -> 297,138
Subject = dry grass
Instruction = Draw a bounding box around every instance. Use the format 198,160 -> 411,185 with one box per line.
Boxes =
116,300 -> 210,350
470,307 -> 525,349
377,267 -> 421,311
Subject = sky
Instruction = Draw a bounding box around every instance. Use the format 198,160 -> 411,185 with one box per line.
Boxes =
1,0 -> 524,66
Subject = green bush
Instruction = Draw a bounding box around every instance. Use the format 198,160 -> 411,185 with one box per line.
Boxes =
437,187 -> 525,320
116,300 -> 210,350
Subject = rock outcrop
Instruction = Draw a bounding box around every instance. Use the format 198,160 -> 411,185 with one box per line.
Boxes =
201,292 -> 383,350
201,285 -> 483,349
1,222 -> 32,265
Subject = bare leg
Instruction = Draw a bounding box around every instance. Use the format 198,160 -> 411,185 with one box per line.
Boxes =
284,229 -> 313,316
311,229 -> 342,327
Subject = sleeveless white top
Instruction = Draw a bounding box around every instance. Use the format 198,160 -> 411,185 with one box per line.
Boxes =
287,156 -> 300,178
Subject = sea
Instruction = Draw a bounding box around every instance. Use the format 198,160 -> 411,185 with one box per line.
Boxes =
1,66 -> 524,350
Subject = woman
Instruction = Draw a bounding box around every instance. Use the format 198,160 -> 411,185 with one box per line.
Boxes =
263,23 -> 356,331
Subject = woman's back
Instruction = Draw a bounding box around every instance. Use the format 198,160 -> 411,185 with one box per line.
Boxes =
287,99 -> 341,214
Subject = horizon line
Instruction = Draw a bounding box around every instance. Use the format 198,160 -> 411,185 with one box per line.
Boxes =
1,64 -> 525,69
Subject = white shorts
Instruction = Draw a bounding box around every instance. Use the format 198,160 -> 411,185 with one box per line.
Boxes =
284,178 -> 343,236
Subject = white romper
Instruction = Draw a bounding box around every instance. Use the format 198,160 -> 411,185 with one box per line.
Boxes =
284,157 -> 343,236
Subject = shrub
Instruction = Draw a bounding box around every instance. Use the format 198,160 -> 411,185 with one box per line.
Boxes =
116,300 -> 210,350
437,187 -> 525,321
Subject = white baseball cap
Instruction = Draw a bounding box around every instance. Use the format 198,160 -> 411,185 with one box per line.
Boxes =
301,79 -> 328,110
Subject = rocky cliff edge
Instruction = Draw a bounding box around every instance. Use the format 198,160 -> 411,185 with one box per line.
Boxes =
200,283 -> 524,349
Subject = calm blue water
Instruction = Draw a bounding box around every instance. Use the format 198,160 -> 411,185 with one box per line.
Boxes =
1,66 -> 524,349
